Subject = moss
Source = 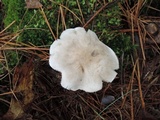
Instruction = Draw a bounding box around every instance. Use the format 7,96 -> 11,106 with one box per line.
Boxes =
3,0 -> 25,31
2,0 -> 133,68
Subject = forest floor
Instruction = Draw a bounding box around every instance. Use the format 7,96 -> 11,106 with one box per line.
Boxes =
0,0 -> 160,120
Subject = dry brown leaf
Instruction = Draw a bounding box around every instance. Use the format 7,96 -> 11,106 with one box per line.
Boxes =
25,0 -> 43,9
2,59 -> 35,120
145,22 -> 160,44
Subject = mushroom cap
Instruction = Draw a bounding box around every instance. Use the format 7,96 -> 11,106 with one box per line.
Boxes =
49,27 -> 119,92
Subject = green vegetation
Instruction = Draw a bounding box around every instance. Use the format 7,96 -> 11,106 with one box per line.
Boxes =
2,0 -> 134,69
3,0 -> 132,50
2,0 -> 141,75
3,0 -> 25,31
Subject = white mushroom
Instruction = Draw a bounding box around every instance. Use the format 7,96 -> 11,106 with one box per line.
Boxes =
49,27 -> 119,92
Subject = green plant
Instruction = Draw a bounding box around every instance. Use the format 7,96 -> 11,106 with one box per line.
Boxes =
3,0 -> 25,31
2,0 -> 134,70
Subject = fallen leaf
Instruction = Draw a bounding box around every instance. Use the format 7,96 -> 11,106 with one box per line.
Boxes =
2,59 -> 35,120
25,0 -> 43,9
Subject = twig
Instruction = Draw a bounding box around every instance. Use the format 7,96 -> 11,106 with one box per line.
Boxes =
0,21 -> 16,34
39,7 -> 56,40
136,59 -> 145,109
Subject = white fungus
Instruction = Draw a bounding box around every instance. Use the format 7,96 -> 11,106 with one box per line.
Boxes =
49,27 -> 119,92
